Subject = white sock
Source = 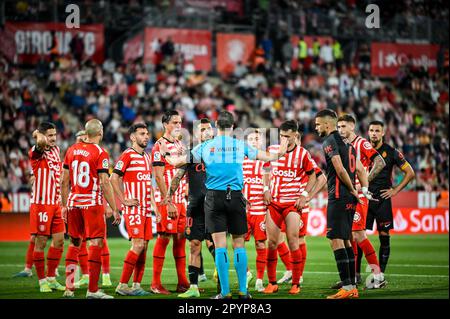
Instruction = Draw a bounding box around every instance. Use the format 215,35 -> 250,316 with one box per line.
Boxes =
103,273 -> 110,276
47,277 -> 55,281
39,279 -> 47,285
190,284 -> 198,289
343,284 -> 353,291
132,282 -> 141,289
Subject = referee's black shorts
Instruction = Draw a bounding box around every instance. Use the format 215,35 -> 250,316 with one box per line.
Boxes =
326,197 -> 357,240
204,189 -> 248,236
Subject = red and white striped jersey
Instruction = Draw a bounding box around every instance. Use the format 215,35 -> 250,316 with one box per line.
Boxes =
29,145 -> 62,205
63,142 -> 110,207
264,145 -> 315,204
350,135 -> 379,195
151,137 -> 187,204
243,158 -> 266,215
113,148 -> 154,216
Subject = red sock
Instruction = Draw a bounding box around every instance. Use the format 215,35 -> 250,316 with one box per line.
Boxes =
78,241 -> 88,275
33,251 -> 46,280
299,243 -> 307,277
120,250 -> 139,284
291,249 -> 302,286
65,246 -> 80,291
25,240 -> 35,269
88,245 -> 102,293
152,237 -> 169,286
173,236 -> 189,287
267,248 -> 278,283
46,246 -> 63,278
256,248 -> 267,280
352,240 -> 358,274
133,250 -> 147,284
101,239 -> 110,274
277,242 -> 292,271
359,238 -> 381,274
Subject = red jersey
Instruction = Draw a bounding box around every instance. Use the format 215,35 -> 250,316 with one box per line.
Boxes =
63,142 -> 110,207
264,145 -> 315,204
113,148 -> 154,216
151,137 -> 187,204
29,145 -> 62,205
243,158 -> 266,215
350,135 -> 379,195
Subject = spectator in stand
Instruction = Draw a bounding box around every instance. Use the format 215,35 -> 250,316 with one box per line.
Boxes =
69,34 -> 85,65
320,40 -> 334,68
161,37 -> 175,59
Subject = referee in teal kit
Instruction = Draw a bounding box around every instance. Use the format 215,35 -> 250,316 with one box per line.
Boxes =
191,111 -> 288,299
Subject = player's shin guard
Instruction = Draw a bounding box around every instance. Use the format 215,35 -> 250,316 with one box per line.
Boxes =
120,250 -> 139,284
345,247 -> 356,286
101,239 -> 110,274
234,247 -> 248,294
277,242 -> 292,271
88,245 -> 102,293
267,248 -> 278,284
359,239 -> 380,273
26,240 -> 35,269
215,247 -> 230,296
256,248 -> 267,280
46,246 -> 63,278
33,251 -> 46,280
78,240 -> 89,275
152,237 -> 169,286
173,237 -> 189,286
333,248 -> 352,288
291,249 -> 302,286
133,250 -> 147,284
65,246 -> 80,291
379,235 -> 390,273
299,243 -> 307,277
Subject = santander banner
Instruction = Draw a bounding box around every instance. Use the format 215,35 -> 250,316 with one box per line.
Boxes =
143,28 -> 212,71
4,22 -> 105,65
123,32 -> 144,63
216,33 -> 255,74
371,42 -> 440,77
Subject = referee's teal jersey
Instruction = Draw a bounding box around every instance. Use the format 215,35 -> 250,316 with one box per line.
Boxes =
191,135 -> 258,191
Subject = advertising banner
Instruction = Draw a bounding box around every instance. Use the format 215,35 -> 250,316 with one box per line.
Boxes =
123,32 -> 144,63
216,33 -> 255,74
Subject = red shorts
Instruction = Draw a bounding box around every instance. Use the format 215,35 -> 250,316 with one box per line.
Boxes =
352,197 -> 368,231
245,214 -> 267,242
67,205 -> 106,240
156,203 -> 186,234
280,211 -> 309,236
30,204 -> 65,236
268,201 -> 301,229
125,214 -> 153,241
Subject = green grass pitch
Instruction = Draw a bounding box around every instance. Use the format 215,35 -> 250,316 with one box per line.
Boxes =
0,235 -> 448,299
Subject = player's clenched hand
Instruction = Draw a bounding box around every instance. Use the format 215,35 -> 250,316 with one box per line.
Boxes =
294,196 -> 307,211
112,210 -> 121,226
380,188 -> 397,199
351,189 -> 364,205
167,202 -> 178,219
154,209 -> 161,223
61,206 -> 68,223
263,191 -> 272,205
123,198 -> 139,206
105,205 -> 113,218
362,187 -> 378,202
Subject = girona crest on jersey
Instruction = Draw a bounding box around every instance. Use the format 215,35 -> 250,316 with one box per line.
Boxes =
353,212 -> 361,222
259,221 -> 266,232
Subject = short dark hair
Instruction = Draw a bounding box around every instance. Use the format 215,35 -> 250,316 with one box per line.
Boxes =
315,109 -> 337,119
162,110 -> 179,124
280,120 -> 299,133
128,123 -> 148,135
216,111 -> 234,130
38,122 -> 56,134
369,120 -> 385,128
337,114 -> 356,124
199,118 -> 210,125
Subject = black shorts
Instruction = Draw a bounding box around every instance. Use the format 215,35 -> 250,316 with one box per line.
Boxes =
204,189 -> 248,236
186,198 -> 212,242
367,198 -> 394,232
326,198 -> 357,240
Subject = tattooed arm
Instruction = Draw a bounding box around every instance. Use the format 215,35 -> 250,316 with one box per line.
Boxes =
368,154 -> 386,183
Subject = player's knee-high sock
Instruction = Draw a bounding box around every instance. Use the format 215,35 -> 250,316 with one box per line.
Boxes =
208,244 -> 215,259
78,240 -> 89,275
333,248 -> 352,289
88,245 -> 102,293
256,248 -> 267,280
65,246 -> 80,291
25,240 -> 35,270
266,248 -> 278,284
299,243 -> 307,277
290,249 -> 302,286
234,247 -> 248,294
152,237 -> 169,286
33,251 -> 46,281
199,252 -> 204,275
352,240 -> 358,275
346,247 -> 356,286
173,236 -> 189,286
277,242 -> 292,271
215,247 -> 230,296
359,238 -> 380,274
188,265 -> 200,286
356,245 -> 363,274
119,250 -> 139,285
379,235 -> 390,273
133,250 -> 147,284
46,246 -> 63,278
101,239 -> 110,274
